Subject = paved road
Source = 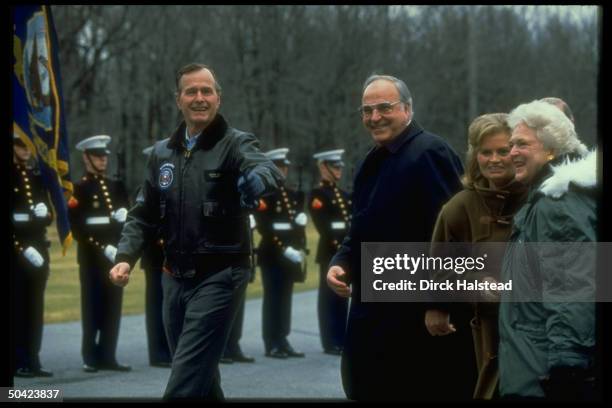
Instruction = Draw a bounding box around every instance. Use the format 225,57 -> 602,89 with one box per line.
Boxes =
13,290 -> 348,401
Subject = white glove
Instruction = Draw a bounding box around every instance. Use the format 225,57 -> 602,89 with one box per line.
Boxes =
294,212 -> 308,227
283,246 -> 303,264
111,207 -> 128,223
249,214 -> 257,229
23,246 -> 44,267
104,245 -> 117,263
31,202 -> 49,218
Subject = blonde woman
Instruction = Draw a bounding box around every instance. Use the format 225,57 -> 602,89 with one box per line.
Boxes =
425,113 -> 527,399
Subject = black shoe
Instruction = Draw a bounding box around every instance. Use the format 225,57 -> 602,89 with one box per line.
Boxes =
281,344 -> 305,358
83,364 -> 98,373
219,356 -> 234,364
99,362 -> 132,372
33,368 -> 54,377
231,351 -> 255,363
14,367 -> 35,378
324,346 -> 343,356
265,347 -> 288,359
150,361 -> 171,368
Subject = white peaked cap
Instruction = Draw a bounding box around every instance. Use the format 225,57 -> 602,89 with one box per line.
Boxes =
313,149 -> 345,166
265,147 -> 291,165
76,135 -> 111,154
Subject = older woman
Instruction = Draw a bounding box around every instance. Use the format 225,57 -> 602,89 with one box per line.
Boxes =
499,100 -> 597,400
425,113 -> 528,399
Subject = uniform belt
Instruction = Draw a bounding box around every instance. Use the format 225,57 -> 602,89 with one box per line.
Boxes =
331,221 -> 346,230
86,216 -> 111,225
13,213 -> 31,222
272,222 -> 292,231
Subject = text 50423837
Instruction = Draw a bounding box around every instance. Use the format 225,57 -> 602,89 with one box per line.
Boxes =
1,388 -> 63,402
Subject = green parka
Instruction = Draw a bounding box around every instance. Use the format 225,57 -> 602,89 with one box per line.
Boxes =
499,150 -> 598,397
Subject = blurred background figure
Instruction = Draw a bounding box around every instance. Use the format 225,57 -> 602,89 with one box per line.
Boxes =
309,149 -> 351,356
220,213 -> 257,364
68,135 -> 131,373
139,144 -> 171,368
12,135 -> 54,378
540,97 -> 575,123
254,148 -> 308,359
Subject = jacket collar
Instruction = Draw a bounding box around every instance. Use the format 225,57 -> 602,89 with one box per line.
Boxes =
361,120 -> 425,164
167,114 -> 228,151
472,178 -> 526,198
384,120 -> 424,154
472,178 -> 528,219
538,149 -> 598,198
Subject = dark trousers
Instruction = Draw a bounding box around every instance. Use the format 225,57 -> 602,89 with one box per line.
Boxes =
341,303 -> 476,401
162,261 -> 249,400
317,263 -> 348,350
79,259 -> 124,366
225,295 -> 245,354
13,256 -> 48,371
261,262 -> 294,351
144,266 -> 171,364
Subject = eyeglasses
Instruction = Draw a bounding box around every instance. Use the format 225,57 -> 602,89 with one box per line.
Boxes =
357,101 -> 402,118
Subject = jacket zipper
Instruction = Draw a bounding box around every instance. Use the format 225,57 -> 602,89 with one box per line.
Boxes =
178,149 -> 192,263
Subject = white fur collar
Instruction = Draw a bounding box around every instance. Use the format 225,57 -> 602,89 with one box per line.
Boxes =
539,149 -> 598,198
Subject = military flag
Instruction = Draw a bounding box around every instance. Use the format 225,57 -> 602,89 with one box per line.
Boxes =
13,5 -> 73,253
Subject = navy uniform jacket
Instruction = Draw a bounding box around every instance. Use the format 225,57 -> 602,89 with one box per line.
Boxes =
69,173 -> 129,265
254,185 -> 307,281
309,181 -> 351,264
12,162 -> 53,265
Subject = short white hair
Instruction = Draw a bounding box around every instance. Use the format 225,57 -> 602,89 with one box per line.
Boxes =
508,100 -> 588,156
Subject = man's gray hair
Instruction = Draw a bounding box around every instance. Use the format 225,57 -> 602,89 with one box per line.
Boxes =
363,74 -> 414,108
175,63 -> 222,95
508,100 -> 588,156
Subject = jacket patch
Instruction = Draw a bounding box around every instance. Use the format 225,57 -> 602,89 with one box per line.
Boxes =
204,170 -> 225,181
159,163 -> 175,189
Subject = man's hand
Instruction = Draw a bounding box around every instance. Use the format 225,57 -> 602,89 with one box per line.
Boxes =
111,207 -> 128,223
31,202 -> 49,219
237,171 -> 265,209
294,212 -> 308,226
23,246 -> 44,267
283,246 -> 303,264
327,266 -> 351,298
425,309 -> 456,336
109,262 -> 131,287
104,245 -> 117,263
478,276 -> 501,302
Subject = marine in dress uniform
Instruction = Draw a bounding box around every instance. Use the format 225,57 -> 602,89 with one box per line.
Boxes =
68,135 -> 131,373
254,148 -> 308,359
139,145 -> 171,368
12,135 -> 54,378
220,214 -> 257,364
309,149 -> 351,355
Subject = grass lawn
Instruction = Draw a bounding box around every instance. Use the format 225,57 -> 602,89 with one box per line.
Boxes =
43,224 -> 323,324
